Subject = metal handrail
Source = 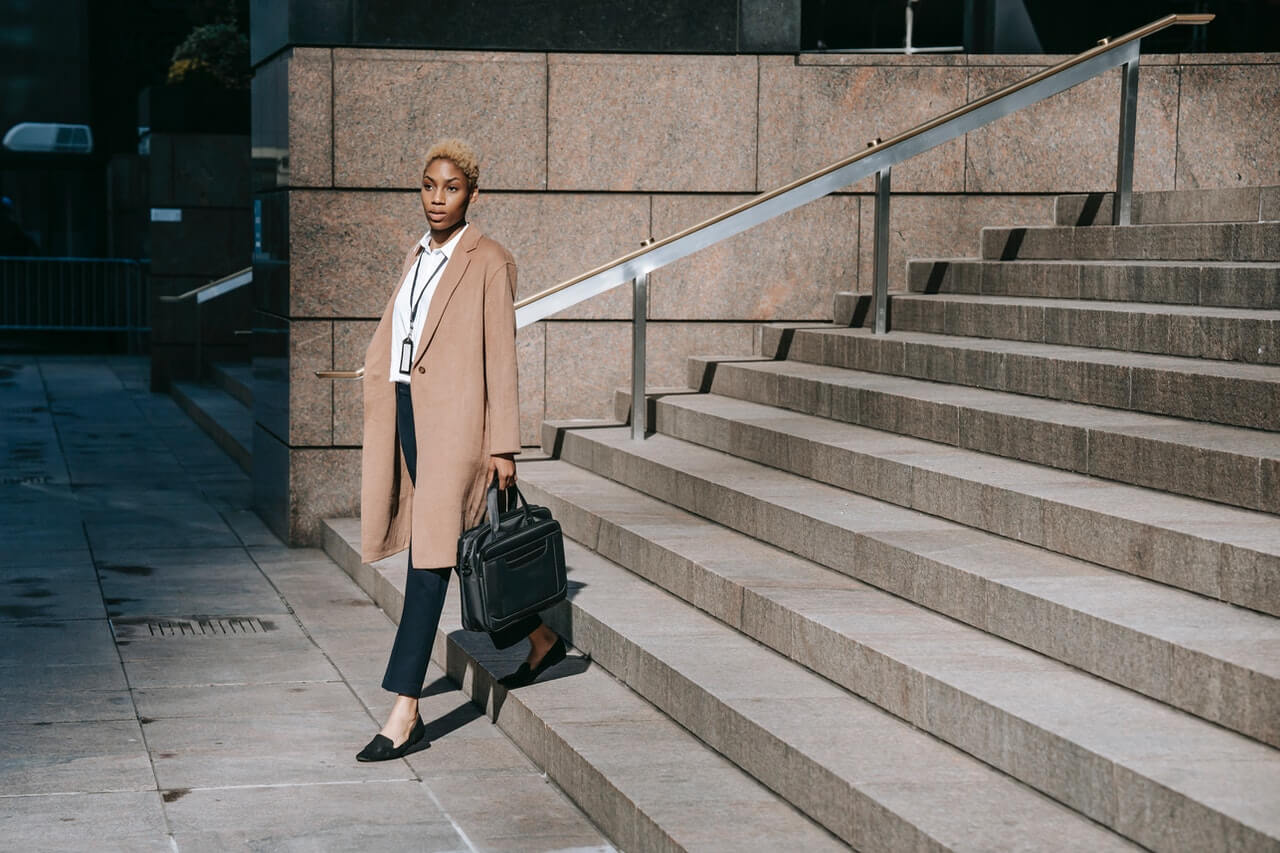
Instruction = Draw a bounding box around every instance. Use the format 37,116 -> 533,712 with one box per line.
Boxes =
513,13 -> 1211,331
159,266 -> 252,304
316,368 -> 364,380
158,265 -> 253,380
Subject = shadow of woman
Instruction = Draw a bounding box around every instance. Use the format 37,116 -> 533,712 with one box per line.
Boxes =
417,675 -> 484,741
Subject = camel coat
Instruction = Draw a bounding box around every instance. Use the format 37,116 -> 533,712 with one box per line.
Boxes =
360,225 -> 521,568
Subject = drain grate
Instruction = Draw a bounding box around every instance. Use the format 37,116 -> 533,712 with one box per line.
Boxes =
148,617 -> 270,636
112,617 -> 276,639
1,475 -> 50,486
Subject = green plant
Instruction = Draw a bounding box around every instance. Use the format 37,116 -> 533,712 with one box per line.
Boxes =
166,19 -> 249,90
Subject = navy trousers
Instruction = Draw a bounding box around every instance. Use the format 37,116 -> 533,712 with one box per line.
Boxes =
381,382 -> 540,697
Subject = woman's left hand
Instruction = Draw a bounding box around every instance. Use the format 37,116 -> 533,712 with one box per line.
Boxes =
488,453 -> 517,490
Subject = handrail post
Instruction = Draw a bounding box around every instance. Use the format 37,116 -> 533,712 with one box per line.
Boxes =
194,300 -> 203,380
630,270 -> 648,440
872,165 -> 892,334
904,0 -> 917,54
1113,53 -> 1141,226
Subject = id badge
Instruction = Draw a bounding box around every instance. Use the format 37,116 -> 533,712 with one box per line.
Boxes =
398,337 -> 414,374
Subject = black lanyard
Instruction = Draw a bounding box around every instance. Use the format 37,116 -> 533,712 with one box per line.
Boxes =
407,250 -> 447,331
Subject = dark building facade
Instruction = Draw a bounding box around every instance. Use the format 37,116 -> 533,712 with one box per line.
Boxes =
0,0 -> 96,256
0,0 -> 250,259
250,0 -> 1277,62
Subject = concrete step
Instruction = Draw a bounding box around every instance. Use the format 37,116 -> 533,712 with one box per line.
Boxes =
612,386 -> 1280,618
209,361 -> 254,408
760,323 -> 1280,433
545,421 -> 1280,751
169,381 -> 252,473
319,518 -> 849,853
981,222 -> 1280,262
687,353 -> 1280,515
520,456 -> 1280,853
1054,186 -> 1280,226
321,522 -> 1139,853
844,293 -> 1280,365
901,260 -> 1280,309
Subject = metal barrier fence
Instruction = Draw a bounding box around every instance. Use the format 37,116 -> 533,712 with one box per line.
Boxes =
0,257 -> 150,350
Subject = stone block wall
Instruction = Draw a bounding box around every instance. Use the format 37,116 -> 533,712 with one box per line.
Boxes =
251,46 -> 1280,544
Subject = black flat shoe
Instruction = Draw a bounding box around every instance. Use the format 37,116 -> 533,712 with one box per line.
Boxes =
356,715 -> 428,762
500,636 -> 567,688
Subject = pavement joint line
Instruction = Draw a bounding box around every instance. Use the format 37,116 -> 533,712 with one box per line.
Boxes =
0,616 -> 110,624
418,783 -> 481,853
32,360 -> 74,490
0,716 -> 138,725
83,522 -> 177,841
52,361 -> 176,844
0,788 -> 161,800
155,778 -> 423,793
129,679 -> 345,689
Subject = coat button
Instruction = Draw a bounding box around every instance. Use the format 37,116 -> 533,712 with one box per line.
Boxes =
417,366 -> 425,374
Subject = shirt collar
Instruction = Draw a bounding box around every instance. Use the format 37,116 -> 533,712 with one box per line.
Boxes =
418,223 -> 468,258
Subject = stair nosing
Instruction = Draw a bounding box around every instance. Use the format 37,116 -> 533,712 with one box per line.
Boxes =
885,292 -> 1280,321
897,258 -> 1280,310
979,221 -> 1280,262
907,258 -> 1280,269
983,221 -> 1279,233
789,324 -> 1280,383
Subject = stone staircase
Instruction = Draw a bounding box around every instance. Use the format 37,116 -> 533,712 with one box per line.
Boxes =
169,362 -> 253,473
319,186 -> 1279,852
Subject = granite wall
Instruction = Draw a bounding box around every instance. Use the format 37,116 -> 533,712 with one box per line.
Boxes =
251,46 -> 1280,544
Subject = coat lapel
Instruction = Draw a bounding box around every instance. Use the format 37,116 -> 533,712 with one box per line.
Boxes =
412,225 -> 482,366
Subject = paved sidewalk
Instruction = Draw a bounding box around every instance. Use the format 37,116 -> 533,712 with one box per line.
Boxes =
0,356 -> 613,852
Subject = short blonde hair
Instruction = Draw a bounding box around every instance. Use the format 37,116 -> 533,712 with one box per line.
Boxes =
423,138 -> 480,189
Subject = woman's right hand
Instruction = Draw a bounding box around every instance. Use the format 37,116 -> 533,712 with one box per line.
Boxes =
488,453 -> 516,491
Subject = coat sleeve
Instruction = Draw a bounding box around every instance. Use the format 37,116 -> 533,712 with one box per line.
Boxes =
484,259 -> 522,456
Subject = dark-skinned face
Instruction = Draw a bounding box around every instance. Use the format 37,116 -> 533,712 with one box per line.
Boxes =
421,158 -> 477,243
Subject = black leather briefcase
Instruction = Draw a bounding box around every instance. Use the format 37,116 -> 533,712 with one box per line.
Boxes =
456,481 -> 567,634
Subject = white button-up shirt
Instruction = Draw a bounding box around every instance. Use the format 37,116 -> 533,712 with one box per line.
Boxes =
389,224 -> 467,383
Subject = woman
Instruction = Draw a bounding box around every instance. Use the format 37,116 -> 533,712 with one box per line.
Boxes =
356,139 -> 565,762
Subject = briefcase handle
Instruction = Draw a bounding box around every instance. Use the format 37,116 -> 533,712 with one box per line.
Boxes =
485,476 -> 532,534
